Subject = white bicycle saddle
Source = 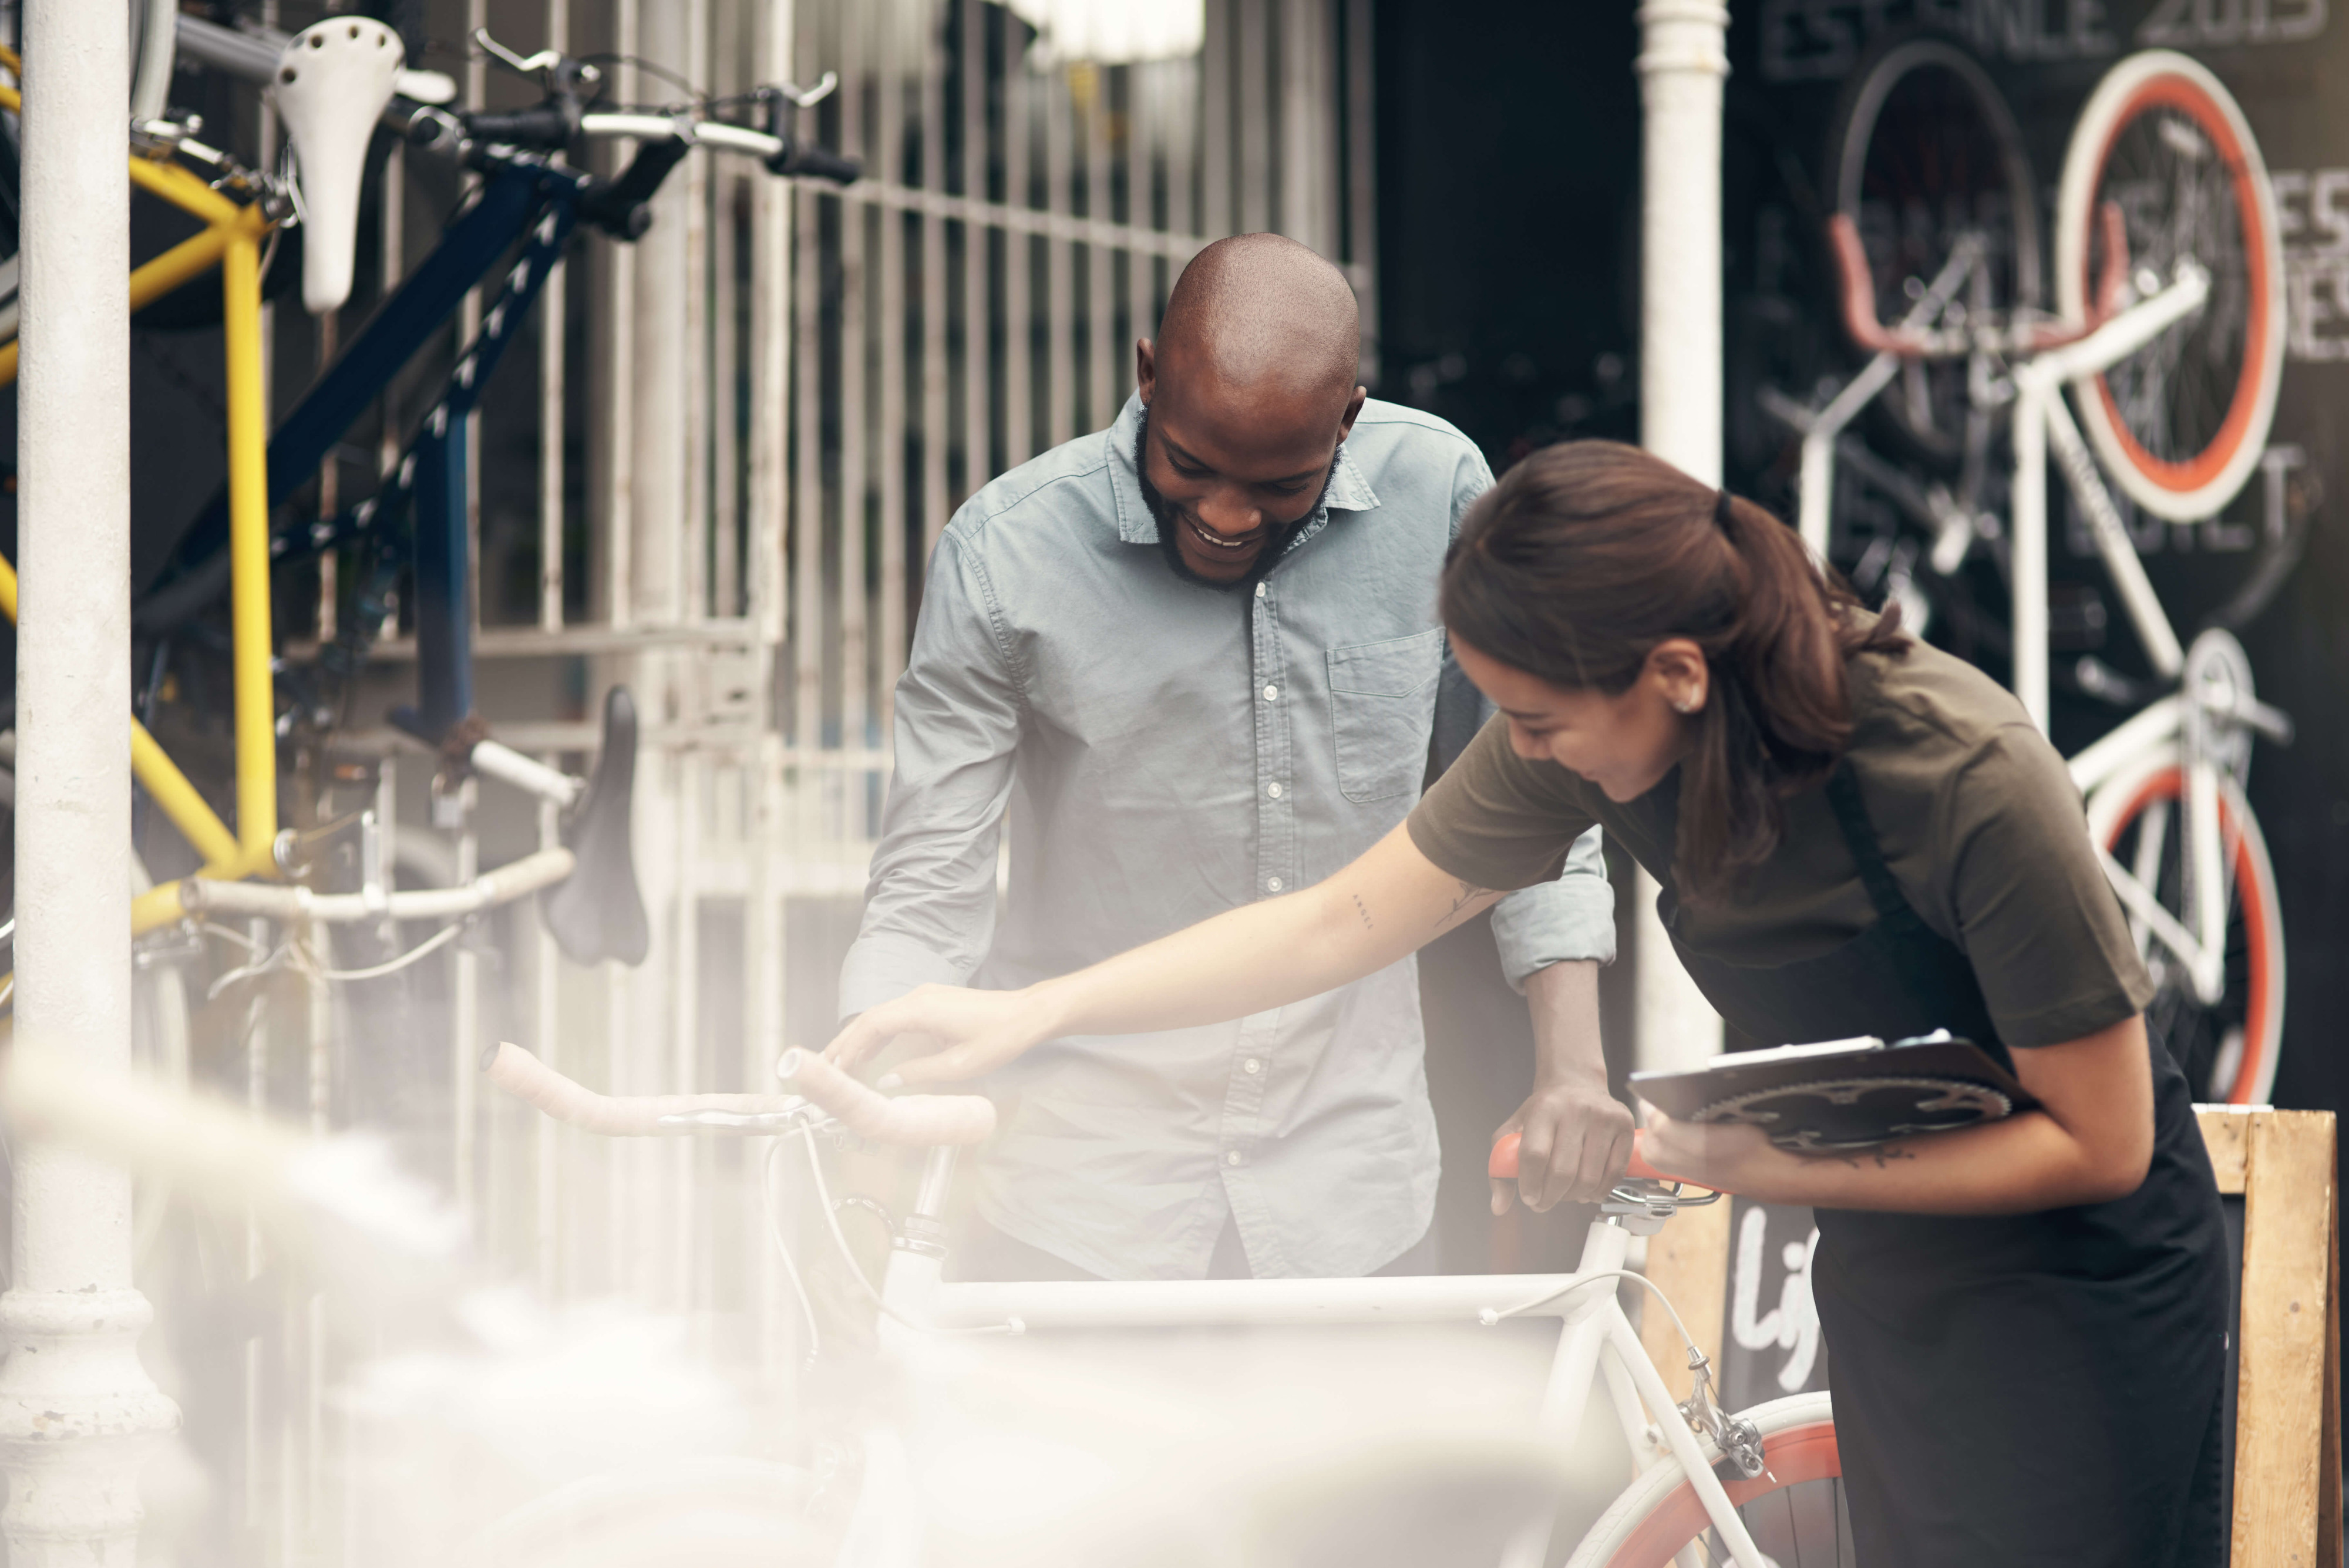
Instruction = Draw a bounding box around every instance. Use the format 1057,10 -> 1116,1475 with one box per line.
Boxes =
269,16 -> 405,315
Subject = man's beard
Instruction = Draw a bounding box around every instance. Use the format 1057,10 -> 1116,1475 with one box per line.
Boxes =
1135,408 -> 1334,592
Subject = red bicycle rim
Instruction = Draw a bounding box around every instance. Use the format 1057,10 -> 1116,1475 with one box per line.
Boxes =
2084,75 -> 2273,497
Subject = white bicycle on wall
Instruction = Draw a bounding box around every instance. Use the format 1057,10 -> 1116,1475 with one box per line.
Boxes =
1770,43 -> 2291,1105
479,1042 -> 1849,1568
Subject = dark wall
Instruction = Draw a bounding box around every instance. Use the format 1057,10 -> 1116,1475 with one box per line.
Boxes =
1379,0 -> 1651,1271
1375,0 -> 1643,459
1378,0 -> 2349,1243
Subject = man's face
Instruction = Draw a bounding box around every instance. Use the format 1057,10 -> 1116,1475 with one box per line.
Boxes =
1134,341 -> 1365,589
1136,410 -> 1334,590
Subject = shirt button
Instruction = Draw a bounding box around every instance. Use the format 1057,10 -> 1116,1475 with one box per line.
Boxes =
1261,684 -> 1279,701
1255,582 -> 1267,598
1267,876 -> 1283,892
1267,782 -> 1283,799
1244,1058 -> 1263,1075
1226,1150 -> 1244,1166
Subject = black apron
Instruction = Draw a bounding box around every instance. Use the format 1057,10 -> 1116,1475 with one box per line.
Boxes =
1653,766 -> 2229,1567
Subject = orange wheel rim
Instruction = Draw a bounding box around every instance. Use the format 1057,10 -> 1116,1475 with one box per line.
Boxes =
2102,766 -> 2272,1103
1601,1422 -> 1842,1567
2085,75 -> 2271,496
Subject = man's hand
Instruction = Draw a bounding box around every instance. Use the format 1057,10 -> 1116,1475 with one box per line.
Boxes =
1492,960 -> 1631,1213
823,982 -> 1058,1086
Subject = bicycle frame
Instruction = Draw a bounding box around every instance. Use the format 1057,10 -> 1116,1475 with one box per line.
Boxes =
0,25 -> 844,965
0,65 -> 283,928
1789,245 -> 2283,1013
2007,265 -> 2208,728
14,125 -> 598,937
1791,241 -> 2207,728
862,1149 -> 1776,1568
139,149 -> 594,741
473,1045 -> 1799,1564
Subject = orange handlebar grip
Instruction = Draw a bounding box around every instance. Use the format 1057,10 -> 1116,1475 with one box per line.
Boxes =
1624,1137 -> 1668,1182
1486,1129 -> 1701,1187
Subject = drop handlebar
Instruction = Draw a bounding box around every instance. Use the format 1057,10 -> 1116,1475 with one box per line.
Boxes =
480,1041 -> 997,1146
182,846 -> 576,923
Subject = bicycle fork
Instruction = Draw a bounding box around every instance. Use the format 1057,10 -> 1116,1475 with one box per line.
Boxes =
833,1148 -> 960,1568
1500,1216 -> 1774,1568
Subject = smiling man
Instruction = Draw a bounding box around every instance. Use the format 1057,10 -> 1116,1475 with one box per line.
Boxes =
839,234 -> 1616,1281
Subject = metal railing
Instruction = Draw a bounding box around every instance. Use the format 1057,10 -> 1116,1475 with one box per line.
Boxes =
173,2 -> 1374,1563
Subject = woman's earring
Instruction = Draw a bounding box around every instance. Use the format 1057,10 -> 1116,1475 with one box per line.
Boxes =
1671,695 -> 1697,715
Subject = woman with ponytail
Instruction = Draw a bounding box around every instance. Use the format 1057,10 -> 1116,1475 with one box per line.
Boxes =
829,439 -> 2227,1566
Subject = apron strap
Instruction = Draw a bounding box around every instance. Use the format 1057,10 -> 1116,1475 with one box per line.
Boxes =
1823,762 -> 1914,923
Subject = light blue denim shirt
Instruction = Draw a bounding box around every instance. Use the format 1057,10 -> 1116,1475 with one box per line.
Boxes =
841,393 -> 1614,1280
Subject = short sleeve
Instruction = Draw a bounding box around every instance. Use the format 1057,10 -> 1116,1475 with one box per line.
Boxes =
1939,725 -> 2156,1048
1407,712 -> 1600,891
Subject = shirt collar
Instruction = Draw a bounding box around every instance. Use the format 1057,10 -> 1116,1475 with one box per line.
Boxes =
1106,391 -> 1382,547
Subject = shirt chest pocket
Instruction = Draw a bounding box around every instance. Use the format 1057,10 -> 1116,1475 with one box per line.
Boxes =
1326,628 -> 1444,803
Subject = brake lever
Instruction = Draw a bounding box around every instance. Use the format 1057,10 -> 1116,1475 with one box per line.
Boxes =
770,72 -> 837,109
469,26 -> 603,96
472,25 -> 563,81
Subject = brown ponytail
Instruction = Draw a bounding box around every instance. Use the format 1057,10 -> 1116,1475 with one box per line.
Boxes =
1440,440 -> 1907,898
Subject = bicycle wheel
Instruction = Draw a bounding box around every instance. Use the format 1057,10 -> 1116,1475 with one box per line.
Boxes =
2084,755 -> 2284,1105
1564,1392 -> 1846,1568
1828,32 -> 2040,469
2057,51 -> 2284,523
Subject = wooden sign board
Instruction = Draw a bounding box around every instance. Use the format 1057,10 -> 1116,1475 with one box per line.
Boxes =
1636,1106 -> 2340,1566
2200,1106 -> 2341,1568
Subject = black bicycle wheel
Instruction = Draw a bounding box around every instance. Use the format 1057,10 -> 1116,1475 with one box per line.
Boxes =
1826,32 -> 2039,470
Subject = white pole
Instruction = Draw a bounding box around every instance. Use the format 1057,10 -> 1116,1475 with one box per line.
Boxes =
1633,0 -> 1729,1072
1,2 -> 181,1562
2011,379 -> 2050,732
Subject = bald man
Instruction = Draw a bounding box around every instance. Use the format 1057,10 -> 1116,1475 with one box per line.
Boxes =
839,235 -> 1617,1281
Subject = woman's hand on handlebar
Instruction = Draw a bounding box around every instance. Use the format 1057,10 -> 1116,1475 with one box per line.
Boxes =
824,983 -> 1059,1087
1489,1076 -> 1637,1216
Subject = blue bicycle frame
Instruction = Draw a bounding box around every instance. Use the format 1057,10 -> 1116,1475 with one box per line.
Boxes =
136,146 -> 594,740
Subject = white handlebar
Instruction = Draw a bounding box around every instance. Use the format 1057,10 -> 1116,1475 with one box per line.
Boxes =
481,1041 -> 996,1145
182,846 -> 576,923
483,1041 -> 812,1135
773,1049 -> 997,1147
468,737 -> 583,808
576,112 -> 784,161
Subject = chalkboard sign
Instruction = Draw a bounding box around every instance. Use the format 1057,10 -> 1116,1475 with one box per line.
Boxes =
1717,1197 -> 1831,1414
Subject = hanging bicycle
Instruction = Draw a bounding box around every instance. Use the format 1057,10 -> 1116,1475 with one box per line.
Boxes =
1766,38 -> 2291,1103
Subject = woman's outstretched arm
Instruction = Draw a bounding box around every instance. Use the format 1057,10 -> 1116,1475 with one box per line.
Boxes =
823,820 -> 1505,1086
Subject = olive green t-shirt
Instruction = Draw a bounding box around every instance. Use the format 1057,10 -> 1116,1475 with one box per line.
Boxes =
1406,637 -> 2154,1049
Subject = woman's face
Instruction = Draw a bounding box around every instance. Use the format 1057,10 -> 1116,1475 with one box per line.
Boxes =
1451,636 -> 1705,802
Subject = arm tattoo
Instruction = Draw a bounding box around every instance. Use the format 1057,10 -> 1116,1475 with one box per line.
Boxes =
1434,877 -> 1495,930
1351,893 -> 1374,931
1830,1144 -> 1919,1171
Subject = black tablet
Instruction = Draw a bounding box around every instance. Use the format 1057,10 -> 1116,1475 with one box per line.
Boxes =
1628,1031 -> 2039,1151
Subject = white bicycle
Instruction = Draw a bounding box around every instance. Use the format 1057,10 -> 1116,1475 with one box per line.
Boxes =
1769,44 -> 2291,1105
479,1042 -> 1847,1568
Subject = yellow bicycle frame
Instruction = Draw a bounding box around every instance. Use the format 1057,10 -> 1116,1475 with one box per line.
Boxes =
0,62 -> 280,933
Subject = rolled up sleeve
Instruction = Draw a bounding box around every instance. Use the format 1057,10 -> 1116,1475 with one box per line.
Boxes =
1490,826 -> 1615,989
839,528 -> 1025,1019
